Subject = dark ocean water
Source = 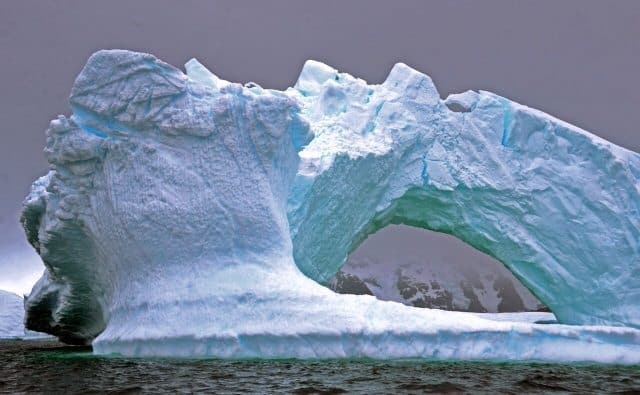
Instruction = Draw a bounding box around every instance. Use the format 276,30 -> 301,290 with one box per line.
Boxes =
1,340 -> 639,394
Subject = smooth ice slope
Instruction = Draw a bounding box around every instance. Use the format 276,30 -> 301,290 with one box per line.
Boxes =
20,50 -> 640,362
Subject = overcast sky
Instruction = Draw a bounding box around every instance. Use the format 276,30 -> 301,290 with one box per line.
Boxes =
1,1 -> 639,294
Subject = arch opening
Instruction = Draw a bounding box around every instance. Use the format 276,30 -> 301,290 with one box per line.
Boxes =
328,224 -> 550,314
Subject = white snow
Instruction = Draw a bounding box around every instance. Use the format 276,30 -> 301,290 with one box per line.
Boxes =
18,50 -> 640,362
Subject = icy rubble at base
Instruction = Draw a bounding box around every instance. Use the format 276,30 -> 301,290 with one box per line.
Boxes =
19,50 -> 640,362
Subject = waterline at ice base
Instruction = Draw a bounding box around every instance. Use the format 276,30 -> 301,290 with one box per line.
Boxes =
20,50 -> 640,363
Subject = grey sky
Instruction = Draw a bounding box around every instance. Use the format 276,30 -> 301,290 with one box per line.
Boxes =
1,1 -> 639,294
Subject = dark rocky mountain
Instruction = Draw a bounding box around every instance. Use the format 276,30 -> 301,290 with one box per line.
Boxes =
327,225 -> 546,313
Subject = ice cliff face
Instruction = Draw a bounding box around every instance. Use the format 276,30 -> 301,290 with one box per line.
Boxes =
21,50 -> 310,344
19,50 -> 640,362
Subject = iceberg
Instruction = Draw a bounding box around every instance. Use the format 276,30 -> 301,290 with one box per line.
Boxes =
0,290 -> 49,339
19,50 -> 640,362
0,290 -> 25,339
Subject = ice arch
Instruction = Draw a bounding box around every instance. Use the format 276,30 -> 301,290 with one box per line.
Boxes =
288,60 -> 640,329
19,50 -> 640,361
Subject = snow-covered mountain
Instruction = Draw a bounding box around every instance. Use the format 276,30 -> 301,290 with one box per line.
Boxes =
329,258 -> 544,313
328,225 -> 545,313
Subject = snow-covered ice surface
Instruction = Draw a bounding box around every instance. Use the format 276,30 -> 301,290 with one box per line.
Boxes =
0,290 -> 49,340
19,50 -> 640,362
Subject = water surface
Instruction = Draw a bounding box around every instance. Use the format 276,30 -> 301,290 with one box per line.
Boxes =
1,340 -> 639,394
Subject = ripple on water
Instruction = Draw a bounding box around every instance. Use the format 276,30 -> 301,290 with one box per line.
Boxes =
1,340 -> 639,394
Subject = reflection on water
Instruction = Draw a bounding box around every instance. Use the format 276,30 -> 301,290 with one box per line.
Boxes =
1,340 -> 639,394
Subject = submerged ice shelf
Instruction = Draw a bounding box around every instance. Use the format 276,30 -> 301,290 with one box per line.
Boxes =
20,50 -> 640,363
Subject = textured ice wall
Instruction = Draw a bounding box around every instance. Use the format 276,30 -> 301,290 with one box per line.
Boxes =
21,50 -> 311,344
20,50 -> 640,361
